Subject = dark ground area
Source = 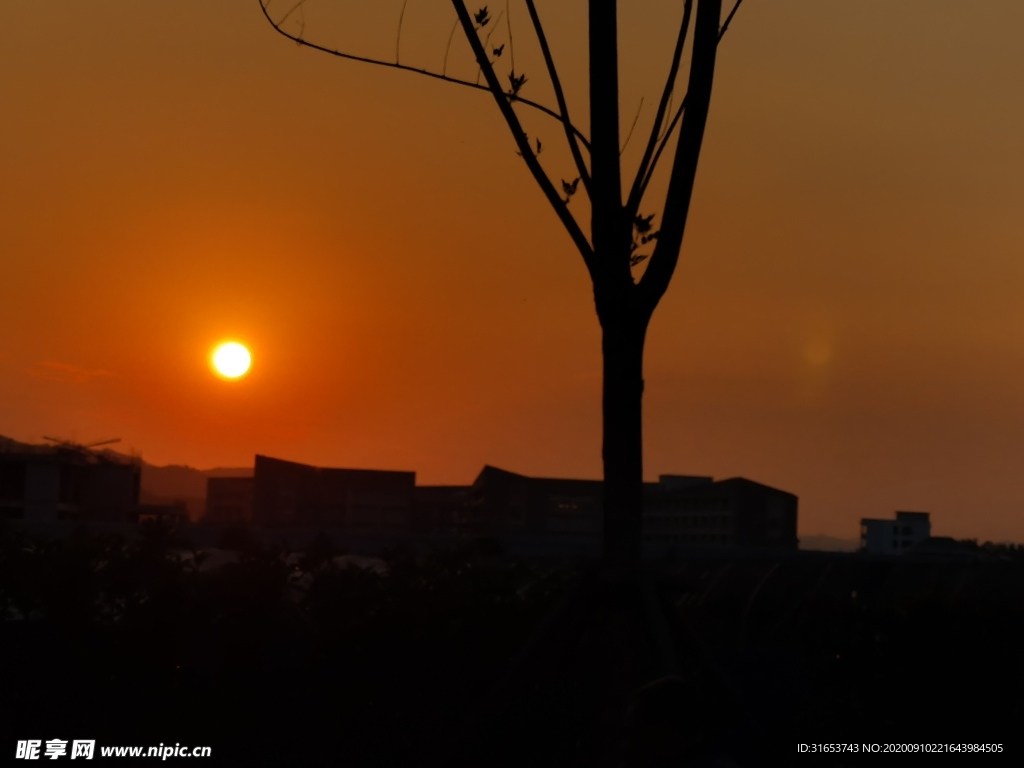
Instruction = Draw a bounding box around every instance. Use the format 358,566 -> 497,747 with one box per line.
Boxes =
1,523 -> 1021,766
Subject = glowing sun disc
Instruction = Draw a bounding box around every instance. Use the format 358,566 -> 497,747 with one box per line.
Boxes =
212,342 -> 251,379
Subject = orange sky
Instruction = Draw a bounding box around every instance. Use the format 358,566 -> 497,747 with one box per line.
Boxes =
4,1 -> 1024,543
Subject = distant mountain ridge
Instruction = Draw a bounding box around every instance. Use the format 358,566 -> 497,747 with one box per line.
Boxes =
140,464 -> 252,520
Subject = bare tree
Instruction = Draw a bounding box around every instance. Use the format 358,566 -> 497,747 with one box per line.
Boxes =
259,0 -> 743,570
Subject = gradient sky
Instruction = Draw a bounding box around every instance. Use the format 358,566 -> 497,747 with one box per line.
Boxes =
3,1 -> 1024,542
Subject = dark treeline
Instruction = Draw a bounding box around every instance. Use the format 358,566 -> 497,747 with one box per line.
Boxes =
958,539 -> 1024,560
2,523 -> 1022,766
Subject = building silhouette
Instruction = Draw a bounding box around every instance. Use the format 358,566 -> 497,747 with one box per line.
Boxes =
205,476 -> 255,524
251,454 -> 415,532
137,501 -> 188,525
460,465 -> 798,551
644,475 -> 798,550
413,484 -> 468,536
201,454 -> 799,553
462,465 -> 604,540
0,440 -> 139,523
860,511 -> 931,554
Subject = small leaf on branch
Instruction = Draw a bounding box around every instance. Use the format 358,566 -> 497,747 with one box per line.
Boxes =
493,44 -> 504,57
507,71 -> 527,96
630,253 -> 650,267
474,7 -> 490,27
633,213 -> 656,234
640,231 -> 660,244
535,137 -> 542,154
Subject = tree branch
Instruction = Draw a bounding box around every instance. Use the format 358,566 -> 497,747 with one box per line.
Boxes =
638,0 -> 721,309
720,0 -> 746,38
450,0 -> 597,275
624,0 -> 692,220
523,0 -> 592,199
633,0 -> 744,215
257,0 -> 592,153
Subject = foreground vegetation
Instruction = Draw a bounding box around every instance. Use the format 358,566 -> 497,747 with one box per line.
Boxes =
2,523 -> 1022,766
1,523 -> 566,766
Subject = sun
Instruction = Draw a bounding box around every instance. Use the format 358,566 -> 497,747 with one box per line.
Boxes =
211,342 -> 252,379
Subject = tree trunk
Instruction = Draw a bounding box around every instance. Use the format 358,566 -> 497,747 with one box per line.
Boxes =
600,307 -> 649,572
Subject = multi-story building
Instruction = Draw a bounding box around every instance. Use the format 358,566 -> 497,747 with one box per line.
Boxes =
197,453 -> 799,552
860,511 -> 931,555
251,454 -> 415,532
0,441 -> 140,523
460,465 -> 798,551
413,485 -> 468,536
205,476 -> 255,524
643,475 -> 794,552
462,465 -> 603,540
137,501 -> 189,525
643,475 -> 799,550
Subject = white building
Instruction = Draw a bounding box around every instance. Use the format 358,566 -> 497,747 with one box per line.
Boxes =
860,511 -> 931,555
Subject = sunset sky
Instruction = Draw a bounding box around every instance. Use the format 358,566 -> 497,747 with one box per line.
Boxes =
4,1 -> 1024,542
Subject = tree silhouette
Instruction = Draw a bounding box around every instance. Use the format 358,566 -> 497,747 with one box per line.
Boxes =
258,0 -> 743,570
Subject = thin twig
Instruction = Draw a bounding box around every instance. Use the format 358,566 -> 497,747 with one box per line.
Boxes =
395,0 -> 409,64
256,1 -> 591,152
625,0 -> 692,217
637,0 -> 722,307
476,10 -> 506,86
483,10 -> 505,49
506,0 -> 515,75
634,0 -> 744,210
638,95 -> 686,203
450,0 -> 596,275
442,18 -> 459,76
720,0 -> 745,38
659,91 -> 674,143
620,97 -> 644,155
523,0 -> 592,196
276,0 -> 309,27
